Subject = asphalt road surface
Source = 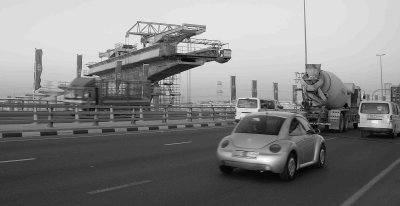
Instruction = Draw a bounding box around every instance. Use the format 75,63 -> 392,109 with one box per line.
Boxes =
1,126 -> 400,206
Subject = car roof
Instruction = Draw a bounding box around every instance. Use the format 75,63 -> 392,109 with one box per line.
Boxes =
360,100 -> 391,104
247,111 -> 296,118
237,97 -> 276,101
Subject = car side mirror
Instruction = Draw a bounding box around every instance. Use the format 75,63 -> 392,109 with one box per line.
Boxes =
307,128 -> 320,135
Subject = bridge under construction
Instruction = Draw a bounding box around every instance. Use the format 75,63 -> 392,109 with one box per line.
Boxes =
65,21 -> 231,107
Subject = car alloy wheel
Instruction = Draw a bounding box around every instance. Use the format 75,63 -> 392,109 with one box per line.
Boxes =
316,145 -> 326,168
280,153 -> 296,181
288,157 -> 296,177
320,148 -> 326,165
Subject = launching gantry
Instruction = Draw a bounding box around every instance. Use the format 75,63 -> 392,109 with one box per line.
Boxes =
87,21 -> 231,83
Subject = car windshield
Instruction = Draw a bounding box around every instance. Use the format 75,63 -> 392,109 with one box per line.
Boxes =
237,99 -> 258,108
360,103 -> 389,114
234,115 -> 285,135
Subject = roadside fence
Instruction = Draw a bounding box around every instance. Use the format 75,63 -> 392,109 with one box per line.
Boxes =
0,103 -> 236,128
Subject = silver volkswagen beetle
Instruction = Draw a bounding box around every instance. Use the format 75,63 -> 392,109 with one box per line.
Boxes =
217,111 -> 326,180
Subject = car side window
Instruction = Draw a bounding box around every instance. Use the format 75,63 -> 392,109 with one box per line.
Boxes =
289,118 -> 307,136
276,101 -> 283,109
266,101 -> 275,109
297,116 -> 312,131
260,100 -> 267,109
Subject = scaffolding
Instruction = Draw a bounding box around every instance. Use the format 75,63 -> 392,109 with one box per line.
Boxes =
159,74 -> 181,106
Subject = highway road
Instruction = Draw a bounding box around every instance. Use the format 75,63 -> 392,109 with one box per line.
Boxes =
1,126 -> 400,206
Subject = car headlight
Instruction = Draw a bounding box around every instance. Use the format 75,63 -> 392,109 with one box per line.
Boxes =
220,140 -> 230,148
269,144 -> 281,153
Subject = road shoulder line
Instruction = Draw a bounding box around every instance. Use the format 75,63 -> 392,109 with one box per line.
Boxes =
340,157 -> 400,206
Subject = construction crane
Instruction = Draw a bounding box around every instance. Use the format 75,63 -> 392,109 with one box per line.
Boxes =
125,21 -> 207,47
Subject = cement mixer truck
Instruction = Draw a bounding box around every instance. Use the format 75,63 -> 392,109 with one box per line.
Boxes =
298,64 -> 362,132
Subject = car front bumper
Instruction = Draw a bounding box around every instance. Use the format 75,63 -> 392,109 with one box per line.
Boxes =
217,149 -> 289,174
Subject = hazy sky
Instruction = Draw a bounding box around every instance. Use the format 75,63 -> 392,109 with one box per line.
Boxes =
1,0 -> 399,101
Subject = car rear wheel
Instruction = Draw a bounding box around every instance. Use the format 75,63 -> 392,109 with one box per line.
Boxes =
280,153 -> 296,181
315,144 -> 326,168
392,127 -> 398,138
360,130 -> 368,137
219,165 -> 234,174
390,131 -> 396,138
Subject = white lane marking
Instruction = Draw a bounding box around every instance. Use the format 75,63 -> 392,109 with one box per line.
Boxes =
87,180 -> 151,195
326,137 -> 337,141
0,126 -> 233,143
164,141 -> 192,146
0,158 -> 36,164
340,157 -> 400,206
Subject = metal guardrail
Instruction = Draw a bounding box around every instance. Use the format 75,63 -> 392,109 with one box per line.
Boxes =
0,103 -> 236,128
0,98 -> 64,103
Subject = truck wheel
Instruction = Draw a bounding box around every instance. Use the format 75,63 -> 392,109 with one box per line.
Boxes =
338,114 -> 344,133
343,116 -> 348,132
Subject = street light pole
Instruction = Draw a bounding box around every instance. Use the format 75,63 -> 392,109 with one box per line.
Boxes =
303,0 -> 308,65
376,53 -> 386,100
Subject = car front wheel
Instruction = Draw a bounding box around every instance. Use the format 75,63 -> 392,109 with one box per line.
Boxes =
219,165 -> 234,174
280,153 -> 296,181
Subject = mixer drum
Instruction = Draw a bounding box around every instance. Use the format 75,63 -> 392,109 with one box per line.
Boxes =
318,70 -> 347,109
302,68 -> 348,109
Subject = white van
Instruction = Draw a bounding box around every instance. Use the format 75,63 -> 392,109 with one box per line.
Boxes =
235,97 -> 283,122
358,101 -> 400,137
